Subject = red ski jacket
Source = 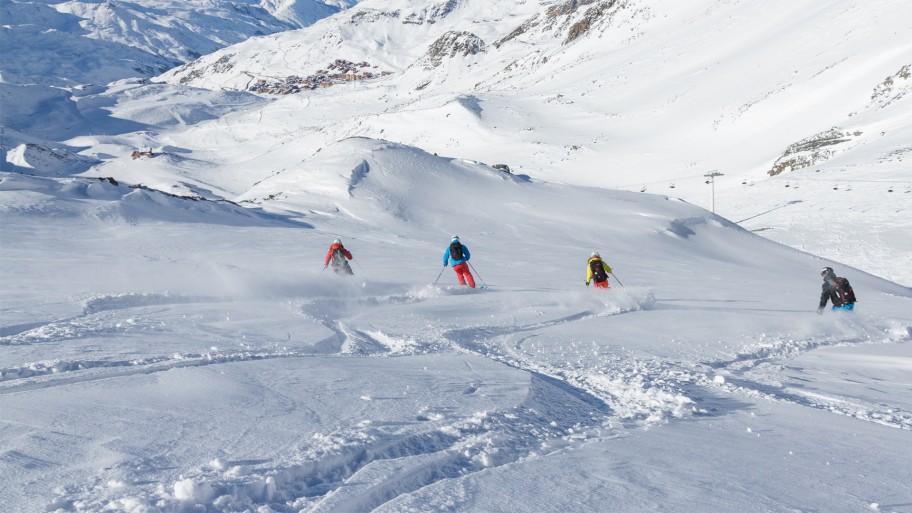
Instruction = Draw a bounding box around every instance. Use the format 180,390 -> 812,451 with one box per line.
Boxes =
324,244 -> 353,267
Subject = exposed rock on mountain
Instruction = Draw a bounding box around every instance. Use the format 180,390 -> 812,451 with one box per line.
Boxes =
768,128 -> 862,176
422,31 -> 487,68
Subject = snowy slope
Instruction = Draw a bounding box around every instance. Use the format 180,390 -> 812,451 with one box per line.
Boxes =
3,0 -> 910,282
151,0 -> 912,284
2,139 -> 911,512
3,3 -> 912,510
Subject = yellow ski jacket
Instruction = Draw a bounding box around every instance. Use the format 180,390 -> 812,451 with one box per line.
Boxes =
586,257 -> 612,285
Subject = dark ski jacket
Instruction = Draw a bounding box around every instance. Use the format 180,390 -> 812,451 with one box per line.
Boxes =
819,276 -> 856,309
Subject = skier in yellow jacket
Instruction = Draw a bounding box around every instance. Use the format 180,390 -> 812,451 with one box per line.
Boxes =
585,252 -> 612,289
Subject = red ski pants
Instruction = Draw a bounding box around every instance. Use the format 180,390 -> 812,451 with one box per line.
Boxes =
453,262 -> 476,288
593,280 -> 610,289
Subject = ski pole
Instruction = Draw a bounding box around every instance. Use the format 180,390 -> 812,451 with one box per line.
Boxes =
610,272 -> 625,288
352,258 -> 366,273
468,261 -> 488,288
433,266 -> 446,285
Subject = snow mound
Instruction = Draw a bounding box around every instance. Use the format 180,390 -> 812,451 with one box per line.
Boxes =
5,143 -> 100,176
0,173 -> 303,227
238,136 -> 525,225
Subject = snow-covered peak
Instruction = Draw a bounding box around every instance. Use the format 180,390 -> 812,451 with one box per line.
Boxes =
159,0 -> 631,90
1,0 -> 354,88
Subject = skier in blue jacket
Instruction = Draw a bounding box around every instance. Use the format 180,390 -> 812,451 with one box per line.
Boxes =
442,235 -> 475,288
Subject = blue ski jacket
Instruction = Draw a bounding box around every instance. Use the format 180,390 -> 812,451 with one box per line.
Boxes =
443,243 -> 470,266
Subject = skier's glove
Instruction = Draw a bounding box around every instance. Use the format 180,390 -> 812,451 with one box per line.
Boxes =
816,307 -> 824,315
585,282 -> 590,287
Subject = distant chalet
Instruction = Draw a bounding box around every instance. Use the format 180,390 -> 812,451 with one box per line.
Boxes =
250,59 -> 392,95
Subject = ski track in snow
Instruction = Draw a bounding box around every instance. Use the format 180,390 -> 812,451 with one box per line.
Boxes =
0,292 -> 316,390
56,373 -> 610,513
702,321 -> 912,431
5,288 -> 911,512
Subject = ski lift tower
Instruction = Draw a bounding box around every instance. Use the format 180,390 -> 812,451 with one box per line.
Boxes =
704,171 -> 724,213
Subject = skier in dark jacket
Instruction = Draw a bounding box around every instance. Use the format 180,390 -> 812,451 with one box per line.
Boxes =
324,239 -> 354,275
818,267 -> 856,313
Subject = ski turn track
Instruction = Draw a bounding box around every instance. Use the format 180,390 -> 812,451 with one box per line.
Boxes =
12,288 -> 911,512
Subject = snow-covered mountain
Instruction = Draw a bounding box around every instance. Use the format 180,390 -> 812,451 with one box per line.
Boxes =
4,0 -> 911,285
1,0 -> 356,87
161,0 -> 911,186
3,1 -> 912,511
0,0 -> 345,236
127,0 -> 912,283
0,0 -> 355,174
2,138 -> 911,512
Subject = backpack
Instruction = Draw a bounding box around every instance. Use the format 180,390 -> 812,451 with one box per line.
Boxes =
836,277 -> 856,304
449,241 -> 464,261
331,247 -> 346,266
589,258 -> 608,282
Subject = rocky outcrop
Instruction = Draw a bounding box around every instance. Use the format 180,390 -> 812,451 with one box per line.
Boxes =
403,0 -> 458,25
174,54 -> 236,85
349,9 -> 400,24
422,31 -> 486,68
494,0 -> 622,48
870,64 -> 911,109
768,128 -> 862,176
565,0 -> 618,44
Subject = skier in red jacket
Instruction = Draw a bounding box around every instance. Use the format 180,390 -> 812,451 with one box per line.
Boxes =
324,239 -> 354,275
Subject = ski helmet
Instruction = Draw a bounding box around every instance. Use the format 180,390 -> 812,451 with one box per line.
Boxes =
591,252 -> 600,258
333,239 -> 341,245
821,267 -> 834,277
451,235 -> 459,241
